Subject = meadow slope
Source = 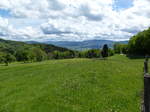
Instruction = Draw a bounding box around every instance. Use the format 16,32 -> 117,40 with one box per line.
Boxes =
0,55 -> 144,112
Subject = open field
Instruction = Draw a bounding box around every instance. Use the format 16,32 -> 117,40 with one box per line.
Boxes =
0,55 -> 144,112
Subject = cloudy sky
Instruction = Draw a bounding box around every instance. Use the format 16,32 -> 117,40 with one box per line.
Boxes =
0,0 -> 150,41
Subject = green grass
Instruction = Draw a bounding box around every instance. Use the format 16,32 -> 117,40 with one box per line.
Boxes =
0,55 -> 144,112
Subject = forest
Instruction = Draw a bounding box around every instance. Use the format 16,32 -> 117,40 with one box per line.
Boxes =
0,38 -> 114,65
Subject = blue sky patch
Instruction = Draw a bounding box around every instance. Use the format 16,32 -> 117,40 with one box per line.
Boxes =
0,9 -> 11,18
113,0 -> 133,11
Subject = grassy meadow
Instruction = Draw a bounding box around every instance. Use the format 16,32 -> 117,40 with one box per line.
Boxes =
0,55 -> 144,112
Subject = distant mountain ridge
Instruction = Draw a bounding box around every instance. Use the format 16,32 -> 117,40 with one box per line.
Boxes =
0,38 -> 128,52
30,40 -> 128,50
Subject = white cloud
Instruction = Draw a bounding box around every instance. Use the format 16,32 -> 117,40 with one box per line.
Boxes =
0,17 -> 43,40
0,0 -> 150,41
0,17 -> 10,37
0,17 -> 8,27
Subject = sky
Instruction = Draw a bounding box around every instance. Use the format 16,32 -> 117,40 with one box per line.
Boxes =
0,0 -> 150,42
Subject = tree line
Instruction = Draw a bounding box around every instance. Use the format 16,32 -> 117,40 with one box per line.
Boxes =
0,47 -> 76,65
0,38 -> 114,66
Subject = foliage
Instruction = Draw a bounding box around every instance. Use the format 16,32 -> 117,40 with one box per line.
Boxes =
114,43 -> 128,54
128,27 -> 150,55
15,50 -> 31,62
77,48 -> 114,59
48,51 -> 75,59
31,48 -> 47,61
78,49 -> 101,58
0,52 -> 5,63
108,49 -> 115,56
0,52 -> 16,65
4,53 -> 16,65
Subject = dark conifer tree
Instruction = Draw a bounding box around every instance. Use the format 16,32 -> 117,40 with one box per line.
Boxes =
101,44 -> 108,58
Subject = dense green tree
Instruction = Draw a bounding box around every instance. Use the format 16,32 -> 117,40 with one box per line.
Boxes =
128,27 -> 150,55
4,53 -> 16,66
15,50 -> 30,62
32,48 -> 47,61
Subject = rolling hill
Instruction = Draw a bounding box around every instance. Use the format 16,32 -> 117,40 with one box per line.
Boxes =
0,38 -> 73,54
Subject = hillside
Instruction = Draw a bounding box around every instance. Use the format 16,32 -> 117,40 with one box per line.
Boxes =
0,38 -> 76,64
0,55 -> 143,112
0,38 -> 73,54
